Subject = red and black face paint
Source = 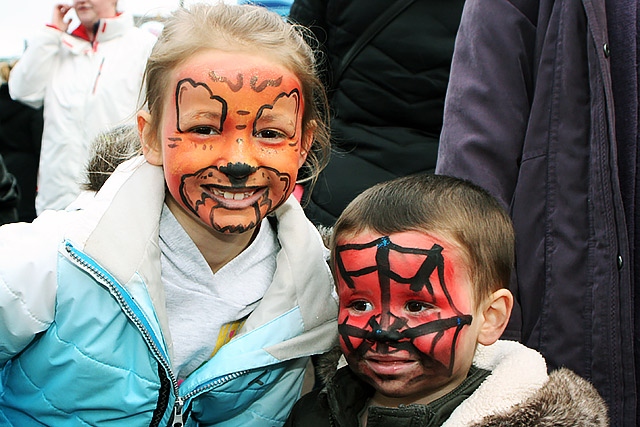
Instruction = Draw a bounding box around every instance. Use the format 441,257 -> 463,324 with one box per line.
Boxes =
336,235 -> 473,376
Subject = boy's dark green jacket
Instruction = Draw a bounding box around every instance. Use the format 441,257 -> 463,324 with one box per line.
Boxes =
285,341 -> 609,427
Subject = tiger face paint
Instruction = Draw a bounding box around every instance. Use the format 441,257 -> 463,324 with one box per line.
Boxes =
157,50 -> 309,234
335,230 -> 482,403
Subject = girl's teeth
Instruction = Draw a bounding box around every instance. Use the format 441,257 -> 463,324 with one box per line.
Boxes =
220,190 -> 252,200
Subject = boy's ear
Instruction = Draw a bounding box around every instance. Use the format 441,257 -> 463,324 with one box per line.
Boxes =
477,288 -> 513,346
138,111 -> 163,166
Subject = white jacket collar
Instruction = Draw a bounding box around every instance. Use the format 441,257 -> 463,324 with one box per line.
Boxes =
444,340 -> 549,426
94,12 -> 135,43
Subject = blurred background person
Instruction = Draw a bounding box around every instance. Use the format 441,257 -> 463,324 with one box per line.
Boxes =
8,0 -> 156,214
65,124 -> 141,210
289,0 -> 465,227
0,60 -> 43,222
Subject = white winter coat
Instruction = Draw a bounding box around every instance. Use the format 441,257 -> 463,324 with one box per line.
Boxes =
9,12 -> 156,213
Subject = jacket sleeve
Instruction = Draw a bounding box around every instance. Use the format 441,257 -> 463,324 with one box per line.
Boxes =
0,217 -> 60,366
8,26 -> 65,109
435,0 -> 537,208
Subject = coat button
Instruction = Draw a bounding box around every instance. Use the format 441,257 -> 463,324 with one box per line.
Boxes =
618,255 -> 623,269
604,43 -> 611,58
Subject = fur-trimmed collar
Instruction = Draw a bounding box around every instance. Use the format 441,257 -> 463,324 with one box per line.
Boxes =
469,367 -> 608,426
314,341 -> 608,426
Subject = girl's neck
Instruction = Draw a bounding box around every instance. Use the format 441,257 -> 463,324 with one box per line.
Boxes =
165,196 -> 257,273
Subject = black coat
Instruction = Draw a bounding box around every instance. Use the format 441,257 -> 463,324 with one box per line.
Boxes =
0,83 -> 43,222
289,0 -> 465,226
0,152 -> 19,226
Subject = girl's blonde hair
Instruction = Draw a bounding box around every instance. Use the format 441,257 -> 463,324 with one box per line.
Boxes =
141,2 -> 330,187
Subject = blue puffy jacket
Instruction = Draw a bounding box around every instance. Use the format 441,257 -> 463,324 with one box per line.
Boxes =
0,157 -> 338,426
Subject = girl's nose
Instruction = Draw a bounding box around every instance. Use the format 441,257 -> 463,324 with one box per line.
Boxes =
218,162 -> 257,186
214,133 -> 248,162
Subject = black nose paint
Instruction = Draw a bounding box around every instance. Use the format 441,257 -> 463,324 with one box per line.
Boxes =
219,162 -> 258,186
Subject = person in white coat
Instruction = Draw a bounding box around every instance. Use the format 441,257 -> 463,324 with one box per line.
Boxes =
9,0 -> 156,213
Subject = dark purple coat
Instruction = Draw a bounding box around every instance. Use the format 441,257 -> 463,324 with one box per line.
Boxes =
436,0 -> 635,425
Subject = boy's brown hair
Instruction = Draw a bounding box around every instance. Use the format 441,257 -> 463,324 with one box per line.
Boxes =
331,173 -> 515,303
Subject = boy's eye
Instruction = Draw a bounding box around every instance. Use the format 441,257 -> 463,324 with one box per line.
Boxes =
405,301 -> 434,313
189,126 -> 220,135
349,300 -> 374,312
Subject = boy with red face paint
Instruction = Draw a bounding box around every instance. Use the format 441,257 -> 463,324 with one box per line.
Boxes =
285,173 -> 608,427
0,4 -> 338,426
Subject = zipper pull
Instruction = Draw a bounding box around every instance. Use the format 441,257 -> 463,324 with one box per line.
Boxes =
171,398 -> 184,427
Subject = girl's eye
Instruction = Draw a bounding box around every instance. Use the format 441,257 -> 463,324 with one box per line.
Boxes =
189,126 -> 219,135
405,301 -> 434,313
255,129 -> 287,140
349,300 -> 374,313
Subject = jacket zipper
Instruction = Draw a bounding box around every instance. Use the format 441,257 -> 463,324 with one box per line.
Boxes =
168,371 -> 251,426
65,243 -> 253,425
92,57 -> 105,94
185,370 -> 249,401
65,243 -> 182,424
172,397 -> 184,426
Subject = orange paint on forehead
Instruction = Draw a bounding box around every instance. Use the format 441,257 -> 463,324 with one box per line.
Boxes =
174,50 -> 304,111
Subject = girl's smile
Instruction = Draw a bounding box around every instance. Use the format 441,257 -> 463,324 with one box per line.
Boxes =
148,49 -> 311,234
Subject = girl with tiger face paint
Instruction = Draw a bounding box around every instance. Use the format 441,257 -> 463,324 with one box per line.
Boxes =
141,49 -> 312,236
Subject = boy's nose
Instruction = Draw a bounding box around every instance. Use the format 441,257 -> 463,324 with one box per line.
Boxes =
368,328 -> 403,343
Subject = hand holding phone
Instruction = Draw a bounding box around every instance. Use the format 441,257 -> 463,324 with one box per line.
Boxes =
52,4 -> 73,32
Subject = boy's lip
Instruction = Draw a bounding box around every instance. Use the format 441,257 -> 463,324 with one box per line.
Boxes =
363,354 -> 418,375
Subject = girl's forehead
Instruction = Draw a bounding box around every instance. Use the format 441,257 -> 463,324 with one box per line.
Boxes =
172,49 -> 301,90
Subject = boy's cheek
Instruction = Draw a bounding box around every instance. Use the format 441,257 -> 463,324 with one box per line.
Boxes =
337,306 -> 378,329
412,328 -> 457,367
338,314 -> 372,354
339,335 -> 364,356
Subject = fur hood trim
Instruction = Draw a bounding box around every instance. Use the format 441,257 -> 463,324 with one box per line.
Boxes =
471,368 -> 608,426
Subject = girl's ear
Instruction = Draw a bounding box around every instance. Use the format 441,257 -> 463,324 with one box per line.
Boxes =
298,120 -> 316,169
138,111 -> 162,166
477,288 -> 513,346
